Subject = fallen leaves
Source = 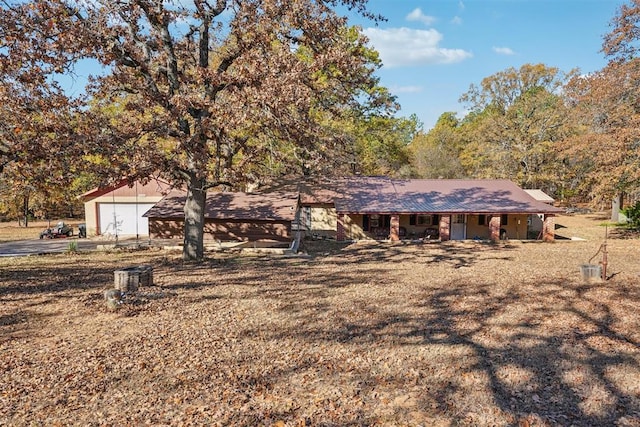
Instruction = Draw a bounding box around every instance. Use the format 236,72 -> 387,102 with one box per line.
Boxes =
0,214 -> 639,425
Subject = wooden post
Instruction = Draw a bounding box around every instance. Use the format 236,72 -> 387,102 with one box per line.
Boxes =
336,214 -> 346,241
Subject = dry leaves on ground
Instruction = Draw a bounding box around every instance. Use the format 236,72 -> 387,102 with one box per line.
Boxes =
1,214 -> 639,426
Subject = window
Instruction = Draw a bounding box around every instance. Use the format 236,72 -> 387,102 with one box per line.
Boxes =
478,214 -> 486,226
453,214 -> 466,224
369,214 -> 380,229
501,214 -> 509,225
416,215 -> 432,225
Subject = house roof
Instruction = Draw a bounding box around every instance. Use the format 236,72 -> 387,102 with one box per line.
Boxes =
330,177 -> 563,214
524,189 -> 555,203
259,177 -> 342,205
144,191 -> 300,221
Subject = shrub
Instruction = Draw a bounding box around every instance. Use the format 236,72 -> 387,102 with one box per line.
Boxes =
67,241 -> 78,253
622,201 -> 640,229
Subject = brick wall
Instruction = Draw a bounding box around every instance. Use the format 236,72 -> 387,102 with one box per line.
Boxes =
439,215 -> 451,241
489,215 -> 501,242
542,214 -> 555,242
390,214 -> 400,241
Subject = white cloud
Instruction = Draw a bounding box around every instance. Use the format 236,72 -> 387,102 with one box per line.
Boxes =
406,8 -> 436,26
451,16 -> 463,25
362,27 -> 473,68
493,46 -> 515,55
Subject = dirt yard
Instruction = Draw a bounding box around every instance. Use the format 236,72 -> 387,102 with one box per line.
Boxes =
1,213 -> 639,426
0,219 -> 85,242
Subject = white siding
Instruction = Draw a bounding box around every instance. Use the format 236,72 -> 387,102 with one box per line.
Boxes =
98,203 -> 155,236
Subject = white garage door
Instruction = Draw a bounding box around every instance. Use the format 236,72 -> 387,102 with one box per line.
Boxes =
98,203 -> 156,236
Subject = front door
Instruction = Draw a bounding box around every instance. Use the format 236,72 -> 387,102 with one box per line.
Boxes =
450,214 -> 466,240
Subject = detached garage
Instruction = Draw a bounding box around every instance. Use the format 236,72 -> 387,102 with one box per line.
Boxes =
97,202 -> 156,236
79,178 -> 171,237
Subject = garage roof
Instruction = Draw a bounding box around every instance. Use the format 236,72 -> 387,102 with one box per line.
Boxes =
144,191 -> 300,221
78,177 -> 171,201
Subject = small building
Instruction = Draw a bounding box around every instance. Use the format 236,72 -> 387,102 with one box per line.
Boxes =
79,178 -> 171,237
524,189 -> 557,239
144,191 -> 300,242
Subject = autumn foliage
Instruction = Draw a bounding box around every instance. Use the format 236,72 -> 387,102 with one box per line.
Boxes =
1,214 -> 639,425
1,0 -> 394,259
2,0 -> 640,243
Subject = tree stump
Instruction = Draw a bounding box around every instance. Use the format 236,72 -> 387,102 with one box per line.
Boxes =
114,265 -> 153,292
104,289 -> 123,310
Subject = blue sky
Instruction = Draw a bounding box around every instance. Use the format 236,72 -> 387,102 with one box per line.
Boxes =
345,0 -> 622,130
62,1 -> 622,131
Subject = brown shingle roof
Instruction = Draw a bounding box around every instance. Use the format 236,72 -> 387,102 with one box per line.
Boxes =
144,191 -> 299,221
259,177 -> 343,205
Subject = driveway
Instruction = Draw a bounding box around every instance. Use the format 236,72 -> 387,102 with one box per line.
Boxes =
0,237 -> 149,257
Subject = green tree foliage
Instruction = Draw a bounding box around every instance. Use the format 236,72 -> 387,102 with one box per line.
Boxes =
409,112 -> 465,179
350,114 -> 418,177
1,0 -> 391,260
458,64 -> 575,195
622,200 -> 640,228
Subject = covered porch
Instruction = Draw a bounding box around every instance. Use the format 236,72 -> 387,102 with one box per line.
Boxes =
336,212 -> 557,242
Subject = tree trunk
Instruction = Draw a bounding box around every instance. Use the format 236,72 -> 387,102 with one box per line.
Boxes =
23,194 -> 29,228
611,193 -> 623,222
183,176 -> 206,261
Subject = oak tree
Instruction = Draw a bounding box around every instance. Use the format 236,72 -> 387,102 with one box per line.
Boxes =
560,0 -> 640,208
0,3 -> 92,224
1,0 -> 387,260
562,60 -> 640,207
458,64 -> 575,195
409,112 -> 465,179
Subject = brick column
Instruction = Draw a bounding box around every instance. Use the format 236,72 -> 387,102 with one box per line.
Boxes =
542,214 -> 555,242
439,215 -> 451,241
489,215 -> 501,242
336,214 -> 346,241
390,214 -> 400,241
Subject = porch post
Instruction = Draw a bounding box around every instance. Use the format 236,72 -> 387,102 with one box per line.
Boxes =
439,215 -> 451,241
542,214 -> 555,242
336,213 -> 346,241
390,214 -> 400,241
489,215 -> 501,242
